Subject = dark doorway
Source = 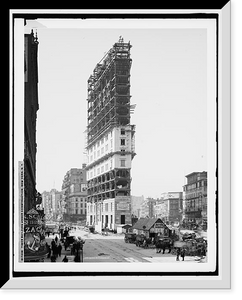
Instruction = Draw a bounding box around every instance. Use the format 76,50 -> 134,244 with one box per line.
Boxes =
121,215 -> 125,224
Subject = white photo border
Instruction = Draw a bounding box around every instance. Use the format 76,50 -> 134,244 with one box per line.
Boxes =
6,4 -> 230,289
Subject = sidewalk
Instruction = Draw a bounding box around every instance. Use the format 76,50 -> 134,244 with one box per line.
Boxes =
44,253 -> 75,262
44,235 -> 75,262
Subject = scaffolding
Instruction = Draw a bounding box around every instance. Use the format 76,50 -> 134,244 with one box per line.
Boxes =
86,37 -> 136,208
87,37 -> 133,146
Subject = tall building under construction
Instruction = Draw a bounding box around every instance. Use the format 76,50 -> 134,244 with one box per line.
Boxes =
86,37 -> 136,232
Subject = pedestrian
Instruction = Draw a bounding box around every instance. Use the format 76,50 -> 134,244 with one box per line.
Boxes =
46,243 -> 51,258
55,235 -> 58,244
74,254 -> 80,262
52,243 -> 58,258
64,240 -> 68,251
57,243 -> 62,257
50,255 -> 56,262
62,255 -> 68,262
176,248 -> 181,261
51,239 -> 55,249
72,242 -> 77,255
180,248 -> 185,261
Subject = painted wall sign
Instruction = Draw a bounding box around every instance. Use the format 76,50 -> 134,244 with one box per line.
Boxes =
24,209 -> 47,261
154,223 -> 164,228
117,202 -> 130,210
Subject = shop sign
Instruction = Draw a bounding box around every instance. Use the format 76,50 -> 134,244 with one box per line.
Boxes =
24,209 -> 47,260
154,222 -> 163,228
116,196 -> 130,210
117,202 -> 130,210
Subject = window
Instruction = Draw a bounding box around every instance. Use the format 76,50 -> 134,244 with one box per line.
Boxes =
121,128 -> 125,135
110,202 -> 113,211
120,159 -> 126,167
111,215 -> 113,224
121,149 -> 125,155
75,209 -> 79,214
121,139 -> 125,146
105,203 -> 108,212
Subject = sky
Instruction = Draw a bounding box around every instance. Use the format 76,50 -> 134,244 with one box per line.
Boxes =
26,21 -> 207,198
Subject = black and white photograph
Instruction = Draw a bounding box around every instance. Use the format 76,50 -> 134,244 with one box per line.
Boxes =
7,4 -> 231,290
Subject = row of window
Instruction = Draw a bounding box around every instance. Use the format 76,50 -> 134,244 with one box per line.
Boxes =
74,197 -> 86,202
87,158 -> 126,180
88,129 -> 126,153
89,214 -> 126,225
88,202 -> 113,213
89,143 -> 112,162
88,133 -> 112,154
73,202 -> 86,208
184,180 -> 207,191
73,209 -> 86,215
88,138 -> 127,164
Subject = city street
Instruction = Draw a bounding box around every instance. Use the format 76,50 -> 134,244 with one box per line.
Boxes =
45,227 -> 207,263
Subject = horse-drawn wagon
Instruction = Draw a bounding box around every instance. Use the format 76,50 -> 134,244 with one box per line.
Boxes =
124,233 -> 137,244
155,237 -> 173,254
173,237 -> 207,256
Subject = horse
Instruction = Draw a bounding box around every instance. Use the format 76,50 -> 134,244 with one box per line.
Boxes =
155,238 -> 173,254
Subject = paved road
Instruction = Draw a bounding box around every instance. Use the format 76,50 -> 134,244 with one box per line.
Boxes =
83,238 -> 154,262
44,231 -> 206,263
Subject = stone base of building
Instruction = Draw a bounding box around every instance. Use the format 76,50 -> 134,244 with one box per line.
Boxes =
87,196 -> 132,232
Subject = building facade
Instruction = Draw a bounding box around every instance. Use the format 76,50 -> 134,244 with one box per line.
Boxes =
62,166 -> 88,223
154,192 -> 183,225
85,37 -> 136,232
140,198 -> 156,219
24,30 -> 41,213
131,195 -> 144,219
183,172 -> 207,228
41,189 -> 64,222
